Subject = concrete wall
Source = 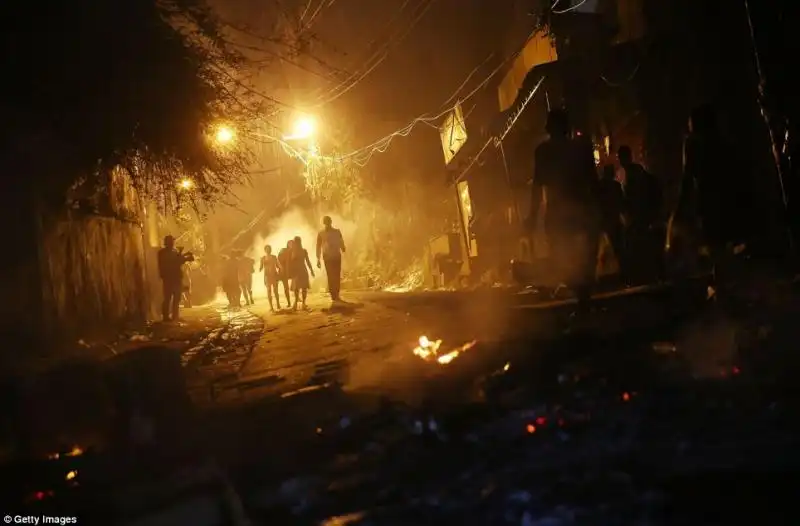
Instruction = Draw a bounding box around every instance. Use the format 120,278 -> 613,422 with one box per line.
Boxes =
37,166 -> 152,343
38,212 -> 149,342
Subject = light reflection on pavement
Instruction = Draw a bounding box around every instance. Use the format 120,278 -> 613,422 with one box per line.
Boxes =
199,284 -> 688,407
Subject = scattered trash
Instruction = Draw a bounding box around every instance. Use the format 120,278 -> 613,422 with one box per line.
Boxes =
652,342 -> 677,354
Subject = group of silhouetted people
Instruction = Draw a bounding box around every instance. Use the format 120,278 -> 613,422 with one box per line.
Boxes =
530,104 -> 749,315
259,236 -> 315,311
258,215 -> 346,311
157,216 -> 347,316
221,250 -> 256,308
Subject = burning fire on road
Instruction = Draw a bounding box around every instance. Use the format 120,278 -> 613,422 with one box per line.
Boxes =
413,335 -> 477,365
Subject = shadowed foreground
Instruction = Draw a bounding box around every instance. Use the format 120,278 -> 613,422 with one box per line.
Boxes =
2,277 -> 799,524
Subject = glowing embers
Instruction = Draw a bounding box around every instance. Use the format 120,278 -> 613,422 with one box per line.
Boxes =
47,445 -> 84,460
412,335 -> 477,365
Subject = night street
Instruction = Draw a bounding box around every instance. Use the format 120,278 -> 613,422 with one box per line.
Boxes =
5,274 -> 800,524
5,0 -> 800,523
187,283 -> 700,404
182,276 -> 800,524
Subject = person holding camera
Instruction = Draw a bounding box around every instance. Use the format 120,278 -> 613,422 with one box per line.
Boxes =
157,235 -> 194,322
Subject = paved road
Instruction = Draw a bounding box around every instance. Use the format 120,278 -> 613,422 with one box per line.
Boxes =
207,282 -> 708,405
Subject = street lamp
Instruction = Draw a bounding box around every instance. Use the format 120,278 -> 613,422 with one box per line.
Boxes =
215,125 -> 235,145
179,178 -> 194,190
286,116 -> 316,140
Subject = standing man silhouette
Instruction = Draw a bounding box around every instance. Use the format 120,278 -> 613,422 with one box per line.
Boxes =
316,216 -> 346,301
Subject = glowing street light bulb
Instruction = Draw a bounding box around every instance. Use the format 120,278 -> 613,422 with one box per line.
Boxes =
292,117 -> 315,139
180,178 -> 193,190
215,126 -> 234,144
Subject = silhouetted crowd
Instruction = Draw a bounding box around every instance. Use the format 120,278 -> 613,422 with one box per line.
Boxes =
219,215 -> 346,313
528,104 -> 750,315
156,217 -> 346,319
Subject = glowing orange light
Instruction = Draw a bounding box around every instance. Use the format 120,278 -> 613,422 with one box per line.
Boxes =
215,125 -> 234,144
622,392 -> 631,402
526,424 -> 537,434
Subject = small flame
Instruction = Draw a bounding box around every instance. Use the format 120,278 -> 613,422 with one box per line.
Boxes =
65,470 -> 78,481
412,335 -> 476,365
503,362 -> 511,371
413,335 -> 442,360
437,351 -> 459,365
47,445 -> 84,461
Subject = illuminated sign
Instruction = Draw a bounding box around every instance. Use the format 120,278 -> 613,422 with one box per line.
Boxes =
440,103 -> 468,166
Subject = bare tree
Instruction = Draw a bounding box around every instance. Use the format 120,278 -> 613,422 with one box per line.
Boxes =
0,0 -> 269,210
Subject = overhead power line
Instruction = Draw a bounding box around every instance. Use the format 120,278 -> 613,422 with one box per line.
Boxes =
311,0 -> 437,107
553,0 -> 590,15
302,0 -> 415,102
338,32 -> 540,167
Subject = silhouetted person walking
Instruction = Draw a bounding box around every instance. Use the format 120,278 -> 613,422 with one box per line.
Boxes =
259,244 -> 281,311
157,235 -> 192,321
618,145 -> 663,282
529,109 -> 600,315
290,236 -> 315,310
222,254 -> 241,308
597,164 -> 628,283
277,240 -> 293,306
672,104 -> 751,291
238,250 -> 255,305
316,215 -> 346,301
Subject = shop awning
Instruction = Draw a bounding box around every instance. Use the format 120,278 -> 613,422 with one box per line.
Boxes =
498,30 -> 557,112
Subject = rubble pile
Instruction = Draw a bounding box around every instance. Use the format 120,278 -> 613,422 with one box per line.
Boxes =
244,332 -> 800,525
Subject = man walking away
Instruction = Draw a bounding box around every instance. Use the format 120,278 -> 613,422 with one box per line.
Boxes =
291,236 -> 315,310
316,215 -> 346,301
528,108 -> 600,316
672,104 -> 751,294
259,244 -> 281,311
222,254 -> 241,308
157,235 -> 192,322
238,250 -> 255,306
277,240 -> 294,307
618,145 -> 663,282
597,163 -> 628,284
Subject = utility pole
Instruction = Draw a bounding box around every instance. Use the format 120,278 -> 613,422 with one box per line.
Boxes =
743,0 -> 794,254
